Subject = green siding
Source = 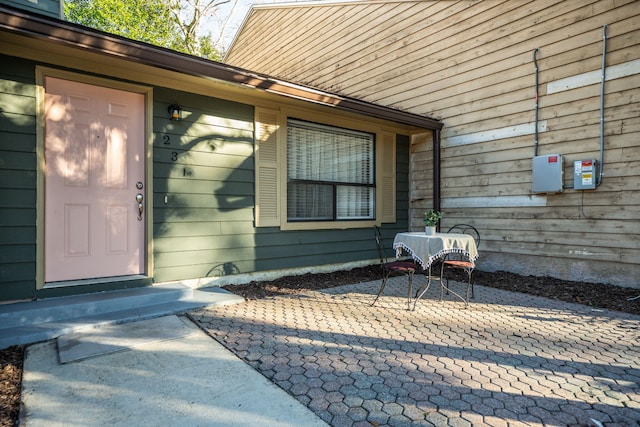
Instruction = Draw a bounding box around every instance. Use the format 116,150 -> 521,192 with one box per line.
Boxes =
0,55 -> 37,301
152,88 -> 256,282
0,53 -> 413,300
152,89 -> 412,282
3,0 -> 61,18
0,208 -> 36,226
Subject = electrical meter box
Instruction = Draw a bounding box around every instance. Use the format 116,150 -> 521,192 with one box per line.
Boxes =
574,159 -> 598,190
532,154 -> 563,193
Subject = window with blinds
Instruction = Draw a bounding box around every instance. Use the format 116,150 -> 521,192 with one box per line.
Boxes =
287,119 -> 375,221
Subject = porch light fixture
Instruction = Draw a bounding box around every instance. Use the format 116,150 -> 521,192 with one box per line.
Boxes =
168,104 -> 182,121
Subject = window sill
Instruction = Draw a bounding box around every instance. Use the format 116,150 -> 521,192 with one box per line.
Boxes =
279,219 -> 378,231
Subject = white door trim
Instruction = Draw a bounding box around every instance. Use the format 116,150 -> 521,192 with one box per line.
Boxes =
36,67 -> 154,289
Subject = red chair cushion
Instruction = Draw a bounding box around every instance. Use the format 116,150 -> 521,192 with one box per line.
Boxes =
443,260 -> 474,268
383,261 -> 416,271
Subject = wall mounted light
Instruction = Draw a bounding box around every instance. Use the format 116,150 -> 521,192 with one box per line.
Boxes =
168,104 -> 182,121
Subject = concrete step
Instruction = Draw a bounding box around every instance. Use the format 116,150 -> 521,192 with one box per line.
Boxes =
0,283 -> 191,329
0,284 -> 244,349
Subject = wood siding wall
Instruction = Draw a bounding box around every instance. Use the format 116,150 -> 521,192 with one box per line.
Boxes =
3,0 -> 61,18
0,59 -> 411,300
226,0 -> 640,287
0,55 -> 37,301
409,132 -> 435,222
152,88 -> 256,283
152,88 -> 411,282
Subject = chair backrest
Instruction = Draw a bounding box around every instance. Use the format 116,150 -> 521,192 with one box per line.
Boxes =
373,226 -> 389,264
447,224 -> 480,248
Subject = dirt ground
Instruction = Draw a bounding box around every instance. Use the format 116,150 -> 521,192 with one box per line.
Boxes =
1,266 -> 638,426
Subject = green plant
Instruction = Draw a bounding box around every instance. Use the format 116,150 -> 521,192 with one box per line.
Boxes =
423,209 -> 442,226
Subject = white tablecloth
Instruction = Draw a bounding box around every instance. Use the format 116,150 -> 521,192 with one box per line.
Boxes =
393,232 -> 479,270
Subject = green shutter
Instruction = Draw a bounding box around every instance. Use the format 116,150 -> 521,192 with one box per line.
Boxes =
381,131 -> 396,223
255,108 -> 280,227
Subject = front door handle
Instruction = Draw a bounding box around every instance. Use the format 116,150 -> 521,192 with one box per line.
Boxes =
136,193 -> 144,221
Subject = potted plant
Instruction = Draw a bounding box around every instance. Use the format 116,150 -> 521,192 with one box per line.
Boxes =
423,209 -> 442,235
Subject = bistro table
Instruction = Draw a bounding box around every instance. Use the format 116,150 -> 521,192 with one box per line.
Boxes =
393,232 -> 479,310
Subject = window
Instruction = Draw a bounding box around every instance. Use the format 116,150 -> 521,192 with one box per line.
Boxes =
254,107 -> 397,229
286,119 -> 375,222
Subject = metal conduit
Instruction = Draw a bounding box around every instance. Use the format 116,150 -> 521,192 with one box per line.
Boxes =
598,24 -> 608,186
433,128 -> 441,231
533,48 -> 540,156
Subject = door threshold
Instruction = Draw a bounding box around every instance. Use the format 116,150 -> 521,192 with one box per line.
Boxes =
43,275 -> 148,289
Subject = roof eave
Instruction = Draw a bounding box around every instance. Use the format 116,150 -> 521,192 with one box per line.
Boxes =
0,5 -> 442,130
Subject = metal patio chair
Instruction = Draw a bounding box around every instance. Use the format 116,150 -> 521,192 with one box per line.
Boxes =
440,224 -> 480,305
371,226 -> 417,310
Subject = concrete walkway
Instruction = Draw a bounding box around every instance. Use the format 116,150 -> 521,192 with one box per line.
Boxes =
21,314 -> 328,427
191,277 -> 640,427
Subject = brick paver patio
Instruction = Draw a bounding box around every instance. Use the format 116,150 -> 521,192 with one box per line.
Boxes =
191,276 -> 640,427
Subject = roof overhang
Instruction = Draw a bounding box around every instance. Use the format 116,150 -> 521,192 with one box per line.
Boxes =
0,5 -> 442,130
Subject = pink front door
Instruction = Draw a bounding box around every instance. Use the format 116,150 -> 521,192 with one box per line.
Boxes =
44,77 -> 146,283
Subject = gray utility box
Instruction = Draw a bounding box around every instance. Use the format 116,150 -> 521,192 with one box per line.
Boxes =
573,159 -> 598,190
532,154 -> 563,193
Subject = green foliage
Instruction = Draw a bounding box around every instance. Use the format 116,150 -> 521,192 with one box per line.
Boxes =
197,34 -> 220,60
65,0 -> 177,46
423,209 -> 442,226
64,0 -> 222,60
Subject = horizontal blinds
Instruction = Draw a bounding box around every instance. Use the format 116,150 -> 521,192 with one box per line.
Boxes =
287,119 -> 373,184
287,119 -> 374,221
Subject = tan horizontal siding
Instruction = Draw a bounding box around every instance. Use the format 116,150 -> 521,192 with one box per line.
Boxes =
360,1 -> 607,104
405,1 -> 640,274
289,2 -> 421,85
225,0 -> 640,286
